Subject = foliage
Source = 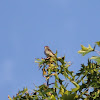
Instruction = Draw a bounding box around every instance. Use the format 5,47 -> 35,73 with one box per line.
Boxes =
95,41 -> 100,47
8,41 -> 100,100
78,44 -> 94,56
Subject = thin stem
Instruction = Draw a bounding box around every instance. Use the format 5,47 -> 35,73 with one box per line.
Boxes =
47,79 -> 49,87
95,50 -> 100,55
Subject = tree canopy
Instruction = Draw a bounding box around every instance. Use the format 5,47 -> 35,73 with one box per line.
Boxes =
8,41 -> 100,100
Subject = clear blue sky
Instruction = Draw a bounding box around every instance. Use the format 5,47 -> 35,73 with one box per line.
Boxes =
0,0 -> 100,99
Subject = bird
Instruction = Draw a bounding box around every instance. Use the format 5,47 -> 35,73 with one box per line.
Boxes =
44,46 -> 55,86
44,46 -> 55,57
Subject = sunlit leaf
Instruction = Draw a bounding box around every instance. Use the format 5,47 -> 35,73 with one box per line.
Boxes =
59,86 -> 64,95
91,56 -> 100,65
42,68 -> 47,75
62,91 -> 76,100
55,50 -> 58,56
8,95 -> 12,100
72,81 -> 80,88
55,81 -> 58,88
78,45 -> 94,56
95,41 -> 100,47
55,74 -> 59,80
71,81 -> 80,92
50,95 -> 56,100
48,68 -> 52,75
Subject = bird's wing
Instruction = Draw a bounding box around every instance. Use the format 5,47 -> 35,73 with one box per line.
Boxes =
48,48 -> 54,55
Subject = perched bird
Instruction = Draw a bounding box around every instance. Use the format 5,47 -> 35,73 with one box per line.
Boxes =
44,46 -> 55,57
44,46 -> 55,86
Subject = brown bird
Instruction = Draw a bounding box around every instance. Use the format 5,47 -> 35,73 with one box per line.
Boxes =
44,46 -> 55,57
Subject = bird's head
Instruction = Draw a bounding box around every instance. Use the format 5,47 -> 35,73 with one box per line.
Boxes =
44,46 -> 49,49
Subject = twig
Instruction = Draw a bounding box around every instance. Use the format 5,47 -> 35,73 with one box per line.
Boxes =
95,50 -> 100,55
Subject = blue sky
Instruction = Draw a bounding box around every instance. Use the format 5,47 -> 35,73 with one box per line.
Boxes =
0,0 -> 100,99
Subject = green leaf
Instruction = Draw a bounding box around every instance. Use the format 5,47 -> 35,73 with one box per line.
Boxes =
55,50 -> 58,56
62,91 -> 76,100
50,95 -> 56,100
55,74 -> 59,80
78,44 -> 94,56
48,68 -> 52,75
59,86 -> 64,95
71,81 -> 80,92
95,41 -> 100,47
91,56 -> 100,65
8,95 -> 12,100
55,81 -> 58,88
